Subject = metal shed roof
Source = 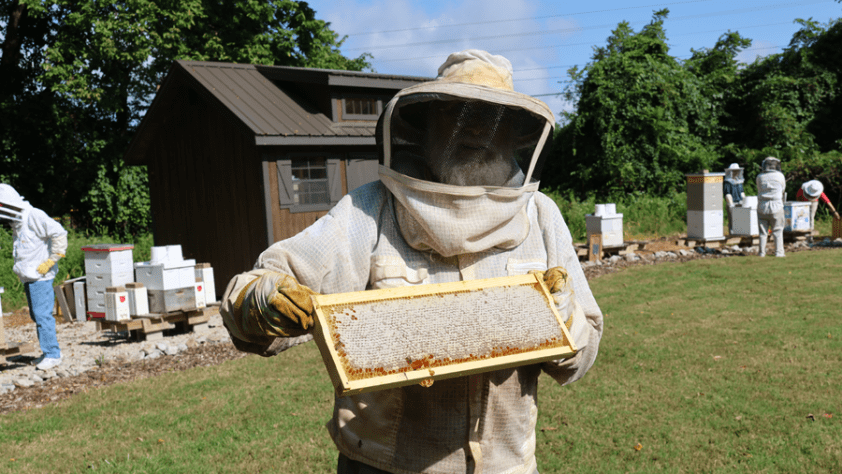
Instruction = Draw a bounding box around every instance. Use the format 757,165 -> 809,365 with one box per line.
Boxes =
178,60 -> 428,142
124,61 -> 431,164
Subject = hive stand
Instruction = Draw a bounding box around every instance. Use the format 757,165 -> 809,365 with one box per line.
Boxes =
96,304 -> 218,341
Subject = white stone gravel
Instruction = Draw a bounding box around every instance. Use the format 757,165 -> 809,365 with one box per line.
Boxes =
0,309 -> 231,394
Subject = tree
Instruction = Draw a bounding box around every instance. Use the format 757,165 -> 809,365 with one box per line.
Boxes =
546,10 -> 725,198
0,0 -> 370,237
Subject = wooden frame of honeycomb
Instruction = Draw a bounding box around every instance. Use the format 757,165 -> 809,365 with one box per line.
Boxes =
311,273 -> 577,397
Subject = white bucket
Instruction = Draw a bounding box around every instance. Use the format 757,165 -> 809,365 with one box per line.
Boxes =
166,245 -> 183,262
594,204 -> 606,216
150,246 -> 167,264
605,203 -> 617,215
742,196 -> 758,209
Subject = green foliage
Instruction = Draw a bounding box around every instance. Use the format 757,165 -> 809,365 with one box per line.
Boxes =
544,12 -> 842,204
0,224 -> 153,312
542,188 -> 687,242
547,10 -> 724,198
0,0 -> 370,236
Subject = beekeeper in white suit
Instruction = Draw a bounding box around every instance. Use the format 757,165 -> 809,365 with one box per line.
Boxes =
756,157 -> 786,257
0,184 -> 67,370
220,50 -> 603,474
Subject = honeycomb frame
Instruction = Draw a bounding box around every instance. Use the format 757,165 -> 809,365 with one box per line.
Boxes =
311,273 -> 578,397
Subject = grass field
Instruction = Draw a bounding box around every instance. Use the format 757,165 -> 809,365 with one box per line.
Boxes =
1,250 -> 840,473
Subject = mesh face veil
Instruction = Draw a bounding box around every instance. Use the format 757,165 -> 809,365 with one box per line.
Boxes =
382,94 -> 551,188
762,157 -> 782,172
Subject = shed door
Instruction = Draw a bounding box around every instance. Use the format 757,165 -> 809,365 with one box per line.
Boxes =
346,156 -> 380,192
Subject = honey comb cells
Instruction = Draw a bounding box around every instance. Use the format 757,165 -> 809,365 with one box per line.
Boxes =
324,282 -> 566,382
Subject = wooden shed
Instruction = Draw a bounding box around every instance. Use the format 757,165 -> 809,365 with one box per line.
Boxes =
123,60 -> 429,297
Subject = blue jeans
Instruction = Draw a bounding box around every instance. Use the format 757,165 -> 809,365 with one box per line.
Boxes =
25,280 -> 61,358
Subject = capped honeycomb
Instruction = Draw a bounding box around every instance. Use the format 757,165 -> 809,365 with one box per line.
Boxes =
312,274 -> 576,395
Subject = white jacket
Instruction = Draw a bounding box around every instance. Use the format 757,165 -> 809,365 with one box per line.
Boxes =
221,182 -> 602,474
756,170 -> 786,215
12,206 -> 68,283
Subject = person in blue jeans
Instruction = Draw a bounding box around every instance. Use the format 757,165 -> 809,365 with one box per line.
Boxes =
0,184 -> 67,370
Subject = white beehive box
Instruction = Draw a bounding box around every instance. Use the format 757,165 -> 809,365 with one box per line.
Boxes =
784,201 -> 811,232
312,273 -> 577,397
125,282 -> 149,316
135,263 -> 196,291
586,204 -> 624,248
195,263 -> 216,304
105,287 -> 130,322
730,207 -> 758,236
147,287 -> 197,313
82,244 -> 135,319
82,245 -> 134,274
687,210 -> 724,240
73,281 -> 87,323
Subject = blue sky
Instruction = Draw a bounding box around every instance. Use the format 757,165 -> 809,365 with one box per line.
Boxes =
306,0 -> 841,119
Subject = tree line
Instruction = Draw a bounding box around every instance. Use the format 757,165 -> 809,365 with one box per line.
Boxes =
543,8 -> 842,206
2,3 -> 840,238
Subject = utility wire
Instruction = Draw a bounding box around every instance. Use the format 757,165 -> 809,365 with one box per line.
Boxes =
525,44 -> 790,97
343,0 -> 829,52
344,0 -> 717,36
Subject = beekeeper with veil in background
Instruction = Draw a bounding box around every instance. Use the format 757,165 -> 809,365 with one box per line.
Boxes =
0,184 -> 67,370
756,157 -> 786,257
220,50 -> 603,474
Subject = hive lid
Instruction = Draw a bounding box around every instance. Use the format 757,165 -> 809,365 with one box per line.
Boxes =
81,244 -> 135,252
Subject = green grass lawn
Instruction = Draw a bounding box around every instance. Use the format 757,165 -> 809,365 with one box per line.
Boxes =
1,250 -> 841,473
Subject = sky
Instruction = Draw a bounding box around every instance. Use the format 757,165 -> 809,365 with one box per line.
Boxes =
305,0 -> 841,120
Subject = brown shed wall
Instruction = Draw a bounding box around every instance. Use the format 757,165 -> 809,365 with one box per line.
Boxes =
146,85 -> 268,297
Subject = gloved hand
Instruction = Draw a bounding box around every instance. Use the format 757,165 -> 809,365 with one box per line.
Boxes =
530,266 -> 588,349
36,259 -> 55,275
834,211 -> 840,220
240,272 -> 318,338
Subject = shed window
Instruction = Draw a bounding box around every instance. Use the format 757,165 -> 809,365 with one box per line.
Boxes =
277,156 -> 343,213
342,97 -> 381,120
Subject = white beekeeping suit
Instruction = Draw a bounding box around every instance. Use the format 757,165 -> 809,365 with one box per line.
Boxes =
0,184 -> 67,282
220,50 -> 602,474
756,157 -> 786,257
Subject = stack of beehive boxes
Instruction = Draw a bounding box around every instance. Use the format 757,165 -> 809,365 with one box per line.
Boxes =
686,171 -> 725,241
81,244 -> 135,319
586,203 -> 624,248
134,245 -> 199,313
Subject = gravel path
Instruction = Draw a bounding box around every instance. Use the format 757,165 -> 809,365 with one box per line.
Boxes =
1,308 -> 235,405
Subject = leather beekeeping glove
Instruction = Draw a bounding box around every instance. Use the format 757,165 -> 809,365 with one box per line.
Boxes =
36,259 -> 56,275
531,266 -> 589,350
234,272 -> 318,339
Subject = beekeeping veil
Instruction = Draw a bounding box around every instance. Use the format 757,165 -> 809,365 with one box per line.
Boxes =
377,49 -> 555,257
761,156 -> 782,173
0,184 -> 30,226
724,163 -> 744,185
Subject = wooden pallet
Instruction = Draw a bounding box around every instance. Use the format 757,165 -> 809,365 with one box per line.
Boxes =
0,342 -> 38,365
96,306 -> 213,341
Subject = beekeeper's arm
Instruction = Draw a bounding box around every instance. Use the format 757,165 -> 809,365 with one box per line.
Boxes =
31,209 -> 67,275
534,193 -> 603,386
220,189 -> 381,357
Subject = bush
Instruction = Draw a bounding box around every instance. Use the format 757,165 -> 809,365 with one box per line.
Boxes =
0,224 -> 153,313
543,188 -> 688,242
